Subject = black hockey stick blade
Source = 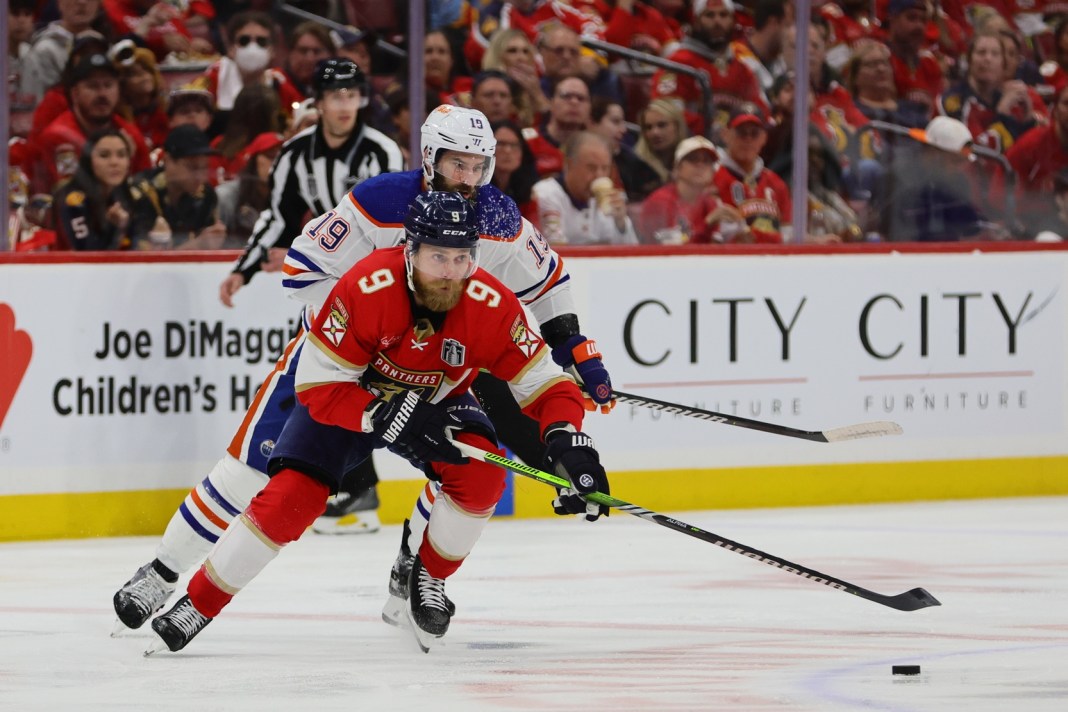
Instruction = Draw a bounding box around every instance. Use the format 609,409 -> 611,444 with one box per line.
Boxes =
452,441 -> 940,613
613,390 -> 903,443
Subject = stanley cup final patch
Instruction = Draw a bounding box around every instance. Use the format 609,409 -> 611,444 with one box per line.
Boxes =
509,315 -> 541,358
322,297 -> 349,348
441,338 -> 465,367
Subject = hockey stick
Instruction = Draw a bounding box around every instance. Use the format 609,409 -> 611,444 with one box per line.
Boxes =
451,440 -> 940,613
613,390 -> 903,443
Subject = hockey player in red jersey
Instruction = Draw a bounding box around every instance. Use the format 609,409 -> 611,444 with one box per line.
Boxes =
146,192 -> 609,654
111,105 -> 613,636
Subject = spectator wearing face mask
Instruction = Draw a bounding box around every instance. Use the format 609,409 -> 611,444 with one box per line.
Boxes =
191,11 -> 303,126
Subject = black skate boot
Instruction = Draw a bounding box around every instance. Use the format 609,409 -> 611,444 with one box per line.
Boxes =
312,484 -> 381,534
112,561 -> 177,633
406,555 -> 451,653
145,595 -> 212,655
382,520 -> 455,628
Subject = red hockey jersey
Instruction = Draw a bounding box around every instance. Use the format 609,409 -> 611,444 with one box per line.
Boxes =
296,247 -> 585,435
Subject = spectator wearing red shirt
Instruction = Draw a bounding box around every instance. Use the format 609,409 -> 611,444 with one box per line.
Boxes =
102,0 -> 197,60
598,0 -> 683,55
712,106 -> 792,243
27,34 -> 111,147
651,0 -> 768,138
31,52 -> 151,194
1005,87 -> 1068,236
639,135 -> 741,243
885,0 -> 944,117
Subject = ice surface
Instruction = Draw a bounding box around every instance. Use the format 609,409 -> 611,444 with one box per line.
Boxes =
1,496 -> 1066,711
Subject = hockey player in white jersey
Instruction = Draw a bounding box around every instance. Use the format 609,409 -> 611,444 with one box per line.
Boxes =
111,105 -> 615,633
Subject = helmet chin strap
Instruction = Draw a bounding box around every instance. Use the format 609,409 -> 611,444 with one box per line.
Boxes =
404,243 -> 416,292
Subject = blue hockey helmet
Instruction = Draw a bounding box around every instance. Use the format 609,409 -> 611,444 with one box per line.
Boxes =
403,192 -> 481,286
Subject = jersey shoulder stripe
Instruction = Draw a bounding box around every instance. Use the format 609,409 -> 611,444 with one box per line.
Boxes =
475,184 -> 523,240
349,170 -> 423,225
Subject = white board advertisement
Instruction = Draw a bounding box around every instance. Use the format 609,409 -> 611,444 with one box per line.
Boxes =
1,250 -> 1065,497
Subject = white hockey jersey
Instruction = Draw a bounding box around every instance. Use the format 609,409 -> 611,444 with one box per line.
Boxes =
281,170 -> 575,329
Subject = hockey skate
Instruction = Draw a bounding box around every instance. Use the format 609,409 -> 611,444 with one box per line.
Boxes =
144,595 -> 212,656
381,520 -> 455,628
406,555 -> 451,653
112,562 -> 177,635
311,485 -> 381,534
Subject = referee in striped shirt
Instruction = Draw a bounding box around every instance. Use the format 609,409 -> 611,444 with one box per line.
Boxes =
220,58 -> 404,306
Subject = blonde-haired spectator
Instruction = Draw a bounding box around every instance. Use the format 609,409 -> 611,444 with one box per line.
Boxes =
481,28 -> 548,126
634,99 -> 688,184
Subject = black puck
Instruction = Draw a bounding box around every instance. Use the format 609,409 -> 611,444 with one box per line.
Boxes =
892,665 -> 921,675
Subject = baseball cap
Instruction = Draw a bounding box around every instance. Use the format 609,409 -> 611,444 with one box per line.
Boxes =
167,88 -> 214,116
67,53 -> 119,85
675,135 -> 719,163
162,125 -> 218,158
888,0 -> 926,15
924,116 -> 972,153
233,132 -> 284,173
728,105 -> 767,130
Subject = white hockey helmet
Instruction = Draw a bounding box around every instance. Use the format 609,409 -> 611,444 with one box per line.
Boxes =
420,105 -> 497,189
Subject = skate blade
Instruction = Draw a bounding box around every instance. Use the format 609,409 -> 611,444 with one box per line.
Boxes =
381,595 -> 409,628
405,606 -> 443,654
111,618 -> 135,638
143,637 -> 168,657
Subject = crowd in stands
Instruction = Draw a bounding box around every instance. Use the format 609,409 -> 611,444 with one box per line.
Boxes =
8,0 -> 1068,250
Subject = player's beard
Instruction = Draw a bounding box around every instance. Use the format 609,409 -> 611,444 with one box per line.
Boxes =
413,270 -> 466,312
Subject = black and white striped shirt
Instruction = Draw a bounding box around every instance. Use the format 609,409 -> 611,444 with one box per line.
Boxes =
232,120 -> 403,283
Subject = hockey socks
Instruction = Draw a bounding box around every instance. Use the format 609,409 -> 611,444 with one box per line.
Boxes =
188,468 -> 329,618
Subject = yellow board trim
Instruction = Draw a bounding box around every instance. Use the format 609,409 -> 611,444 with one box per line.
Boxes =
1,457 -> 1065,542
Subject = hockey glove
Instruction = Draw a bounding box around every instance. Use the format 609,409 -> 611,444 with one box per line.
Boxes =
544,424 -> 610,522
368,391 -> 466,465
550,335 -> 615,414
